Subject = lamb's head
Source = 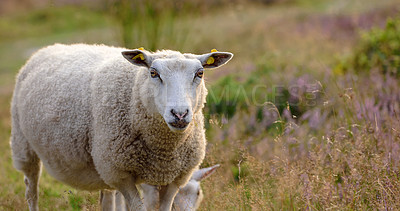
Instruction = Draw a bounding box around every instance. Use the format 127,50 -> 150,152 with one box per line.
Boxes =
140,164 -> 220,211
173,164 -> 220,210
122,49 -> 233,132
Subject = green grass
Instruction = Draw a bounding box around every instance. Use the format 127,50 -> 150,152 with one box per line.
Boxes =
1,0 -> 400,210
0,6 -> 110,42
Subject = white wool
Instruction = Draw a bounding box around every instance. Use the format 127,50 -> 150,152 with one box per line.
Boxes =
100,165 -> 220,211
10,43 -> 232,211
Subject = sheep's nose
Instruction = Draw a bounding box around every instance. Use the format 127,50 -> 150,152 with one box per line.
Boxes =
171,109 -> 189,120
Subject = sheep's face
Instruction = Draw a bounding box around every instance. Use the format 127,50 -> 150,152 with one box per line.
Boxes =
171,164 -> 219,210
148,58 -> 205,132
122,50 -> 233,132
173,180 -> 203,210
141,164 -> 219,210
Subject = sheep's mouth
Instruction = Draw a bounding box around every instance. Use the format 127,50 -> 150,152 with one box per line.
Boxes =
168,120 -> 189,130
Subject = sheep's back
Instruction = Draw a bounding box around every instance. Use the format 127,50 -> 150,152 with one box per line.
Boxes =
13,44 -> 130,189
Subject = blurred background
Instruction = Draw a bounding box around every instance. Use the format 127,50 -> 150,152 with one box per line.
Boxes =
1,0 -> 400,210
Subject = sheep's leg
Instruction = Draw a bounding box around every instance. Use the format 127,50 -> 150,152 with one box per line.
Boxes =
119,187 -> 145,211
159,183 -> 179,211
24,160 -> 41,211
115,191 -> 128,211
100,189 -> 116,211
114,178 -> 145,211
141,184 -> 159,211
11,134 -> 41,211
99,190 -> 129,211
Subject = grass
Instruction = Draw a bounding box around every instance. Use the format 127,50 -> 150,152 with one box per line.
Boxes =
0,6 -> 110,41
1,0 -> 400,210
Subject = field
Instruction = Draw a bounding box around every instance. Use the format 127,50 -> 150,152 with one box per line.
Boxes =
1,0 -> 400,210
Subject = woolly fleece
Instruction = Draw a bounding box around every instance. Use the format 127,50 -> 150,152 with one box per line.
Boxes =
10,43 -> 209,192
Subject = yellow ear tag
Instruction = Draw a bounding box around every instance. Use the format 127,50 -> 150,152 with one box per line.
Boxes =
138,47 -> 144,50
206,56 -> 215,65
132,53 -> 144,60
207,49 -> 217,64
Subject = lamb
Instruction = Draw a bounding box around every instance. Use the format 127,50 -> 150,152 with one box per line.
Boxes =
101,165 -> 220,211
10,43 -> 233,211
143,164 -> 220,211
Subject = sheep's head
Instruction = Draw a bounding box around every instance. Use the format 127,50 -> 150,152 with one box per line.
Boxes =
122,49 -> 233,132
141,164 -> 220,210
172,164 -> 220,210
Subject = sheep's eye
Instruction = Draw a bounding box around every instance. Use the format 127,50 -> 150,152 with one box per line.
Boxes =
150,69 -> 159,78
195,69 -> 204,79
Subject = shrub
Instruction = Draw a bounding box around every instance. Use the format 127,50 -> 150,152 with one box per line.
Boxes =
352,18 -> 400,75
206,67 -> 321,123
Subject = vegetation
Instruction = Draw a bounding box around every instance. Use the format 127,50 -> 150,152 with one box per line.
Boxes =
352,18 -> 400,75
1,0 -> 400,210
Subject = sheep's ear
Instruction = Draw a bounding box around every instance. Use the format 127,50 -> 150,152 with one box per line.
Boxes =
191,164 -> 220,181
198,52 -> 233,69
122,50 -> 152,68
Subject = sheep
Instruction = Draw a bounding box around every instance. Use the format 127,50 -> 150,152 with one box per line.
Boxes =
10,43 -> 233,211
143,164 -> 220,211
101,164 -> 220,211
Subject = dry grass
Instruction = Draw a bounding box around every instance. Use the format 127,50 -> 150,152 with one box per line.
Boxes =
0,0 -> 400,210
200,72 -> 400,209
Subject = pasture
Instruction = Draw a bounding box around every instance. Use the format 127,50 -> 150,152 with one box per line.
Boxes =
1,0 -> 400,210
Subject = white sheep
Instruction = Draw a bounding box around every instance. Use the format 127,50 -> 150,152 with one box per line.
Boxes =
10,43 -> 232,211
101,164 -> 220,211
